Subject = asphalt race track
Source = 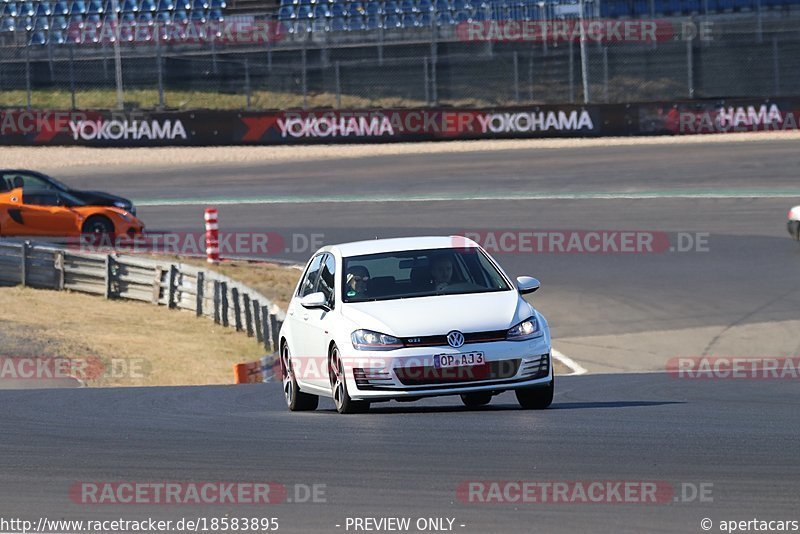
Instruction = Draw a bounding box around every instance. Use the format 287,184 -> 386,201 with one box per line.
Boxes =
2,138 -> 800,533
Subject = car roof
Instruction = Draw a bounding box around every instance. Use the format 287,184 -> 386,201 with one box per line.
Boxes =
326,236 -> 479,258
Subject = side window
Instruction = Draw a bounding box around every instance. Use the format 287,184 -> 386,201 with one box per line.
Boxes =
23,191 -> 60,207
298,254 -> 324,298
317,254 -> 336,308
3,173 -> 49,191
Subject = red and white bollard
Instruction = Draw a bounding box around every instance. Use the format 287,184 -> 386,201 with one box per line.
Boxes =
204,207 -> 220,264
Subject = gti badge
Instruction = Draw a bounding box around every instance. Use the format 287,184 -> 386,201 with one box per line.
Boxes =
447,330 -> 465,348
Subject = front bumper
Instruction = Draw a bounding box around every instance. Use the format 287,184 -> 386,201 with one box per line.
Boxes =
788,220 -> 800,241
343,338 -> 552,401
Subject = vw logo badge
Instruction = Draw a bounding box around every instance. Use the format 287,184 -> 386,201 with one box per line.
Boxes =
447,330 -> 465,348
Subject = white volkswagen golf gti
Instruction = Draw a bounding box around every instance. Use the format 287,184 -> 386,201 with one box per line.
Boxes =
278,236 -> 553,414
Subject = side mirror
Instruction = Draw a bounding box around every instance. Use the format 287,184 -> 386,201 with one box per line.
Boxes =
300,291 -> 328,309
516,276 -> 540,295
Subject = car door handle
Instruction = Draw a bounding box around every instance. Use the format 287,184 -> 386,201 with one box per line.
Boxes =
302,313 -> 309,321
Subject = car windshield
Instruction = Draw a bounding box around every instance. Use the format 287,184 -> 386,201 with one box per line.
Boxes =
342,247 -> 511,303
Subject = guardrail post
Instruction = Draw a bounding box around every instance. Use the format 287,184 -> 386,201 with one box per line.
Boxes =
152,267 -> 163,304
243,293 -> 253,337
269,313 -> 280,353
20,241 -> 28,286
232,287 -> 242,331
54,250 -> 65,290
221,282 -> 229,327
253,300 -> 263,343
105,254 -> 116,299
168,265 -> 178,308
196,271 -> 205,317
261,306 -> 272,351
213,280 -> 221,324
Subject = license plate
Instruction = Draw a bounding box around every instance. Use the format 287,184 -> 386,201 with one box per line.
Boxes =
434,352 -> 485,369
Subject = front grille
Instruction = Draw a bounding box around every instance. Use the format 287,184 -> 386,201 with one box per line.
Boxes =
395,359 -> 521,386
401,330 -> 508,348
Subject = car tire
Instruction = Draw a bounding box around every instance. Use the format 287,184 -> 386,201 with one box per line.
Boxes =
460,392 -> 492,408
515,378 -> 554,410
329,344 -> 369,414
82,215 -> 115,236
281,342 -> 318,412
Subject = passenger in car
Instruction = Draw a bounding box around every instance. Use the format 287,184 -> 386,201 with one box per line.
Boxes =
345,265 -> 370,298
431,255 -> 454,291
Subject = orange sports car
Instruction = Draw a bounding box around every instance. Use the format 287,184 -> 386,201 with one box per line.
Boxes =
0,187 -> 145,237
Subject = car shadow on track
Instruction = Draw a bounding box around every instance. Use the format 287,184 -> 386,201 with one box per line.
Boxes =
334,400 -> 684,414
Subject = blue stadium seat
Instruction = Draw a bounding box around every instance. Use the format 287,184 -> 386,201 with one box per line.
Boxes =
632,0 -> 649,14
682,0 -> 699,9
36,2 -> 53,16
350,1 -> 366,14
1,17 -> 14,32
385,0 -> 401,13
3,2 -> 18,16
349,14 -> 365,28
330,3 -> 345,15
52,15 -> 68,28
120,10 -> 135,22
365,1 -> 381,15
365,13 -> 380,28
433,0 -> 449,10
418,10 -> 430,23
16,16 -> 33,30
51,29 -> 67,42
418,0 -> 433,11
314,3 -> 330,15
87,0 -> 103,14
141,0 -> 157,12
329,15 -> 346,28
453,8 -> 469,20
733,0 -> 751,9
139,10 -> 154,23
156,0 -> 173,9
172,8 -> 187,22
208,7 -> 221,19
67,13 -> 84,27
34,15 -> 49,29
120,0 -> 137,11
155,9 -> 170,21
189,8 -> 205,21
435,10 -> 453,23
400,12 -> 415,24
19,2 -> 36,16
192,0 -> 208,9
278,5 -> 294,17
30,30 -> 46,43
210,0 -> 225,7
69,0 -> 87,14
296,5 -> 311,17
400,0 -> 416,13
384,12 -> 401,25
85,12 -> 101,24
52,0 -> 69,14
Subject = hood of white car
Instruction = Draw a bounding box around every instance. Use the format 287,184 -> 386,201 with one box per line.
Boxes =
341,290 -> 532,337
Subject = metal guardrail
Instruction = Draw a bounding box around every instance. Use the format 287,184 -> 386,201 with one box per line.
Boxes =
0,239 -> 285,354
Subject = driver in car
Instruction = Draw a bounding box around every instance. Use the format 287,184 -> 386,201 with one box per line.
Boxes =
345,265 -> 370,298
431,255 -> 454,291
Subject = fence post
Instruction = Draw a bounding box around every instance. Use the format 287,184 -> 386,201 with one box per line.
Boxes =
513,51 -> 520,104
528,52 -> 534,102
54,250 -> 65,290
568,38 -> 575,104
25,35 -> 31,110
196,271 -> 204,317
269,313 -> 280,353
156,26 -> 164,110
221,281 -> 229,327
253,300 -> 263,343
423,56 -> 430,106
261,306 -> 272,351
335,61 -> 341,109
168,264 -> 177,308
602,46 -> 609,103
772,35 -> 780,96
243,293 -> 253,337
244,58 -> 251,110
20,242 -> 28,286
301,48 -> 308,109
686,35 -> 694,99
232,287 -> 242,331
152,266 -> 163,304
213,279 -> 221,324
104,254 -> 115,299
69,43 -> 77,110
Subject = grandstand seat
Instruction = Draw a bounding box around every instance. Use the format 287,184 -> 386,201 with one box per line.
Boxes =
432,0 -> 449,10
19,1 -> 36,16
384,12 -> 401,25
192,0 -> 208,9
632,0 -> 649,14
314,3 -> 330,15
69,0 -> 87,13
121,0 -> 137,11
365,13 -> 380,27
16,15 -> 32,30
329,15 -> 346,28
385,0 -> 401,13
53,0 -> 69,14
52,14 -> 68,27
400,12 -> 415,24
330,2 -> 345,16
280,0 -> 296,6
155,9 -> 170,21
189,8 -> 205,21
453,8 -> 468,19
210,0 -> 225,7
3,2 -> 18,16
85,12 -> 101,23
435,10 -> 453,23
68,12 -> 84,27
36,2 -> 53,16
732,0 -> 751,9
418,10 -> 430,23
682,0 -> 700,10
51,29 -> 66,42
139,10 -> 153,23
156,0 -> 173,9
716,0 -> 733,9
400,0 -> 416,13
34,15 -> 49,29
30,30 -> 46,43
86,0 -> 103,13
365,1 -> 380,14
120,10 -> 135,22
296,5 -> 311,17
278,5 -> 294,17
141,0 -> 157,12
208,6 -> 221,18
349,14 -> 365,28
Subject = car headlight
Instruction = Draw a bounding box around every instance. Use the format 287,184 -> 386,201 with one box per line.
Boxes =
114,201 -> 128,209
351,329 -> 403,351
506,316 -> 543,341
